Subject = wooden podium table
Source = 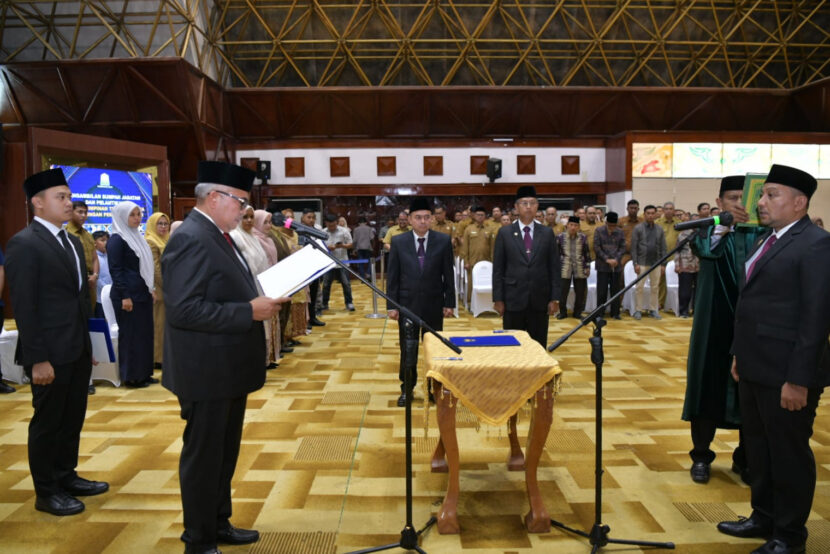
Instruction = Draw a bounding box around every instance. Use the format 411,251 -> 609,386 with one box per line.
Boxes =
423,330 -> 561,534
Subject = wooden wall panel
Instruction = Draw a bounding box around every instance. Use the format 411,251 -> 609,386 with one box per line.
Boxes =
330,157 -> 350,177
285,157 -> 305,177
470,155 -> 488,175
376,156 -> 396,176
517,155 -> 536,175
423,156 -> 443,176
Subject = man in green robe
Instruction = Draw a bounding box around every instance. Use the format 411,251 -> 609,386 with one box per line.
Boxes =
682,175 -> 766,484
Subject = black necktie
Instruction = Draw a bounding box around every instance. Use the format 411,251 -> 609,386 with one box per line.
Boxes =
58,229 -> 79,287
417,237 -> 425,270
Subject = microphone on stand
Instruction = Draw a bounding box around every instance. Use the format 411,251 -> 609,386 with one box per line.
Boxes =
674,211 -> 734,231
271,212 -> 329,240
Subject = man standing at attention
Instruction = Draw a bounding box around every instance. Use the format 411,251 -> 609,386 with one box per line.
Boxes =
65,200 -> 100,313
6,168 -> 109,516
630,205 -> 667,320
593,212 -> 626,320
544,206 -> 564,235
682,175 -> 763,484
556,216 -> 591,320
492,186 -> 561,347
351,217 -> 376,280
620,199 -> 642,267
387,198 -> 455,407
321,214 -> 355,312
718,165 -> 830,554
579,205 -> 600,259
461,206 -> 495,300
162,161 -> 285,553
655,201 -> 679,311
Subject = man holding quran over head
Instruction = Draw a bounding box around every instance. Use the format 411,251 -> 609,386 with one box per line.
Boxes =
716,164 -> 830,554
386,197 -> 456,408
162,160 -> 289,554
492,185 -> 561,347
682,174 -> 766,485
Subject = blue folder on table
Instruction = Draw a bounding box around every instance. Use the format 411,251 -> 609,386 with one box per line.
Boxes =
449,335 -> 520,347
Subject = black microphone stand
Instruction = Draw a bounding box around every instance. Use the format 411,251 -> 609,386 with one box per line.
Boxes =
545,228 -> 706,553
299,235 -> 461,554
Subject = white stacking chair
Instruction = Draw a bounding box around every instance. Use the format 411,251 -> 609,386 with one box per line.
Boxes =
470,261 -> 497,317
0,328 -> 27,384
622,260 -> 638,315
453,256 -> 464,317
585,260 -> 598,312
94,284 -> 121,386
665,260 -> 680,316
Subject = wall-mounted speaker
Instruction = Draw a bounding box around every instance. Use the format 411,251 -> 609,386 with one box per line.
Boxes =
257,160 -> 271,182
486,157 -> 502,182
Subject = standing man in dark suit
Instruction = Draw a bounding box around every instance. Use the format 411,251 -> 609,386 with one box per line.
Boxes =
5,168 -> 109,516
492,185 -> 561,347
717,165 -> 830,554
387,197 -> 456,407
162,161 -> 286,554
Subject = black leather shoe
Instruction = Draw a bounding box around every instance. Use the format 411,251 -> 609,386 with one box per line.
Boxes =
280,345 -> 294,354
556,313 -> 568,320
690,461 -> 710,483
751,539 -> 805,554
310,317 -> 326,327
0,381 -> 15,393
397,393 -> 407,407
217,524 -> 259,545
62,476 -> 109,496
717,515 -> 772,539
125,380 -> 150,388
266,362 -> 279,370
35,492 -> 85,516
144,377 -> 160,384
87,384 -> 96,395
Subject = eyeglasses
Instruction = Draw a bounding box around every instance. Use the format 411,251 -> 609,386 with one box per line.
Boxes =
214,190 -> 248,209
516,200 -> 538,208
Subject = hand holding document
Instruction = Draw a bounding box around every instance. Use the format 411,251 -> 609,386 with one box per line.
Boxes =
257,244 -> 336,299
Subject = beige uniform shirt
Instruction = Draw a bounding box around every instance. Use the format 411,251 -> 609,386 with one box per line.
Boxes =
462,223 -> 496,267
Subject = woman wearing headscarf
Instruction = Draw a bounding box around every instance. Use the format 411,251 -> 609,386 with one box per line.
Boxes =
108,201 -> 155,388
145,212 -> 170,370
233,206 -> 279,369
279,209 -> 309,344
252,209 -> 282,366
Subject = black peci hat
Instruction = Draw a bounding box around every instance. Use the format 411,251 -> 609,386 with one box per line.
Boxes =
197,161 -> 256,192
568,215 -> 580,224
24,168 -> 67,199
409,197 -> 432,213
515,185 -> 537,201
719,175 -> 745,196
765,164 -> 817,199
605,211 -> 619,223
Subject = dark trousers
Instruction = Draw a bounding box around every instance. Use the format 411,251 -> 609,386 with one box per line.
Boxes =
309,278 -> 321,314
689,418 -> 746,467
678,272 -> 697,316
113,298 -> 153,383
397,317 -> 433,392
179,395 -> 247,549
27,350 -> 92,497
596,271 -> 622,318
503,310 -> 549,348
356,249 -> 373,279
559,277 -> 587,317
322,267 -> 353,307
740,380 -> 822,546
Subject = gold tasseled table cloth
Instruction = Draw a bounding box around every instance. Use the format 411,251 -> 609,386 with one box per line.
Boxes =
424,330 -> 561,426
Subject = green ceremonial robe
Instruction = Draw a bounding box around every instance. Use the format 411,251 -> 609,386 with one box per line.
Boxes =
681,225 -> 766,426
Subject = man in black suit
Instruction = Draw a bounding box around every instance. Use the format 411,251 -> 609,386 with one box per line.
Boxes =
387,197 -> 456,407
492,185 -> 561,347
5,169 -> 109,516
162,161 -> 286,554
717,165 -> 830,554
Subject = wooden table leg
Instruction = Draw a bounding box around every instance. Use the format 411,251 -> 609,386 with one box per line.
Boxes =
507,413 -> 525,471
524,383 -> 554,533
430,379 -> 447,473
433,380 -> 461,534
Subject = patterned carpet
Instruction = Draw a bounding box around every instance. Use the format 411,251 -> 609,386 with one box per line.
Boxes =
1,286 -> 829,553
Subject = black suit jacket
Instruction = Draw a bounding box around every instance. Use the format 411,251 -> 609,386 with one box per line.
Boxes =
5,220 -> 91,379
386,230 -> 455,329
107,233 -> 152,303
492,221 -> 561,311
732,216 -> 830,388
161,210 -> 266,401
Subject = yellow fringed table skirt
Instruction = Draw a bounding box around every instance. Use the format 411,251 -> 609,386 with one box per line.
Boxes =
424,330 -> 561,426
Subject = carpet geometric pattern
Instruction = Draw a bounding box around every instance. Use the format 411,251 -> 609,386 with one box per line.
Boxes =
1,286 -> 829,553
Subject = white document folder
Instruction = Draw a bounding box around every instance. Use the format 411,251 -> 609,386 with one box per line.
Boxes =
257,244 -> 336,299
